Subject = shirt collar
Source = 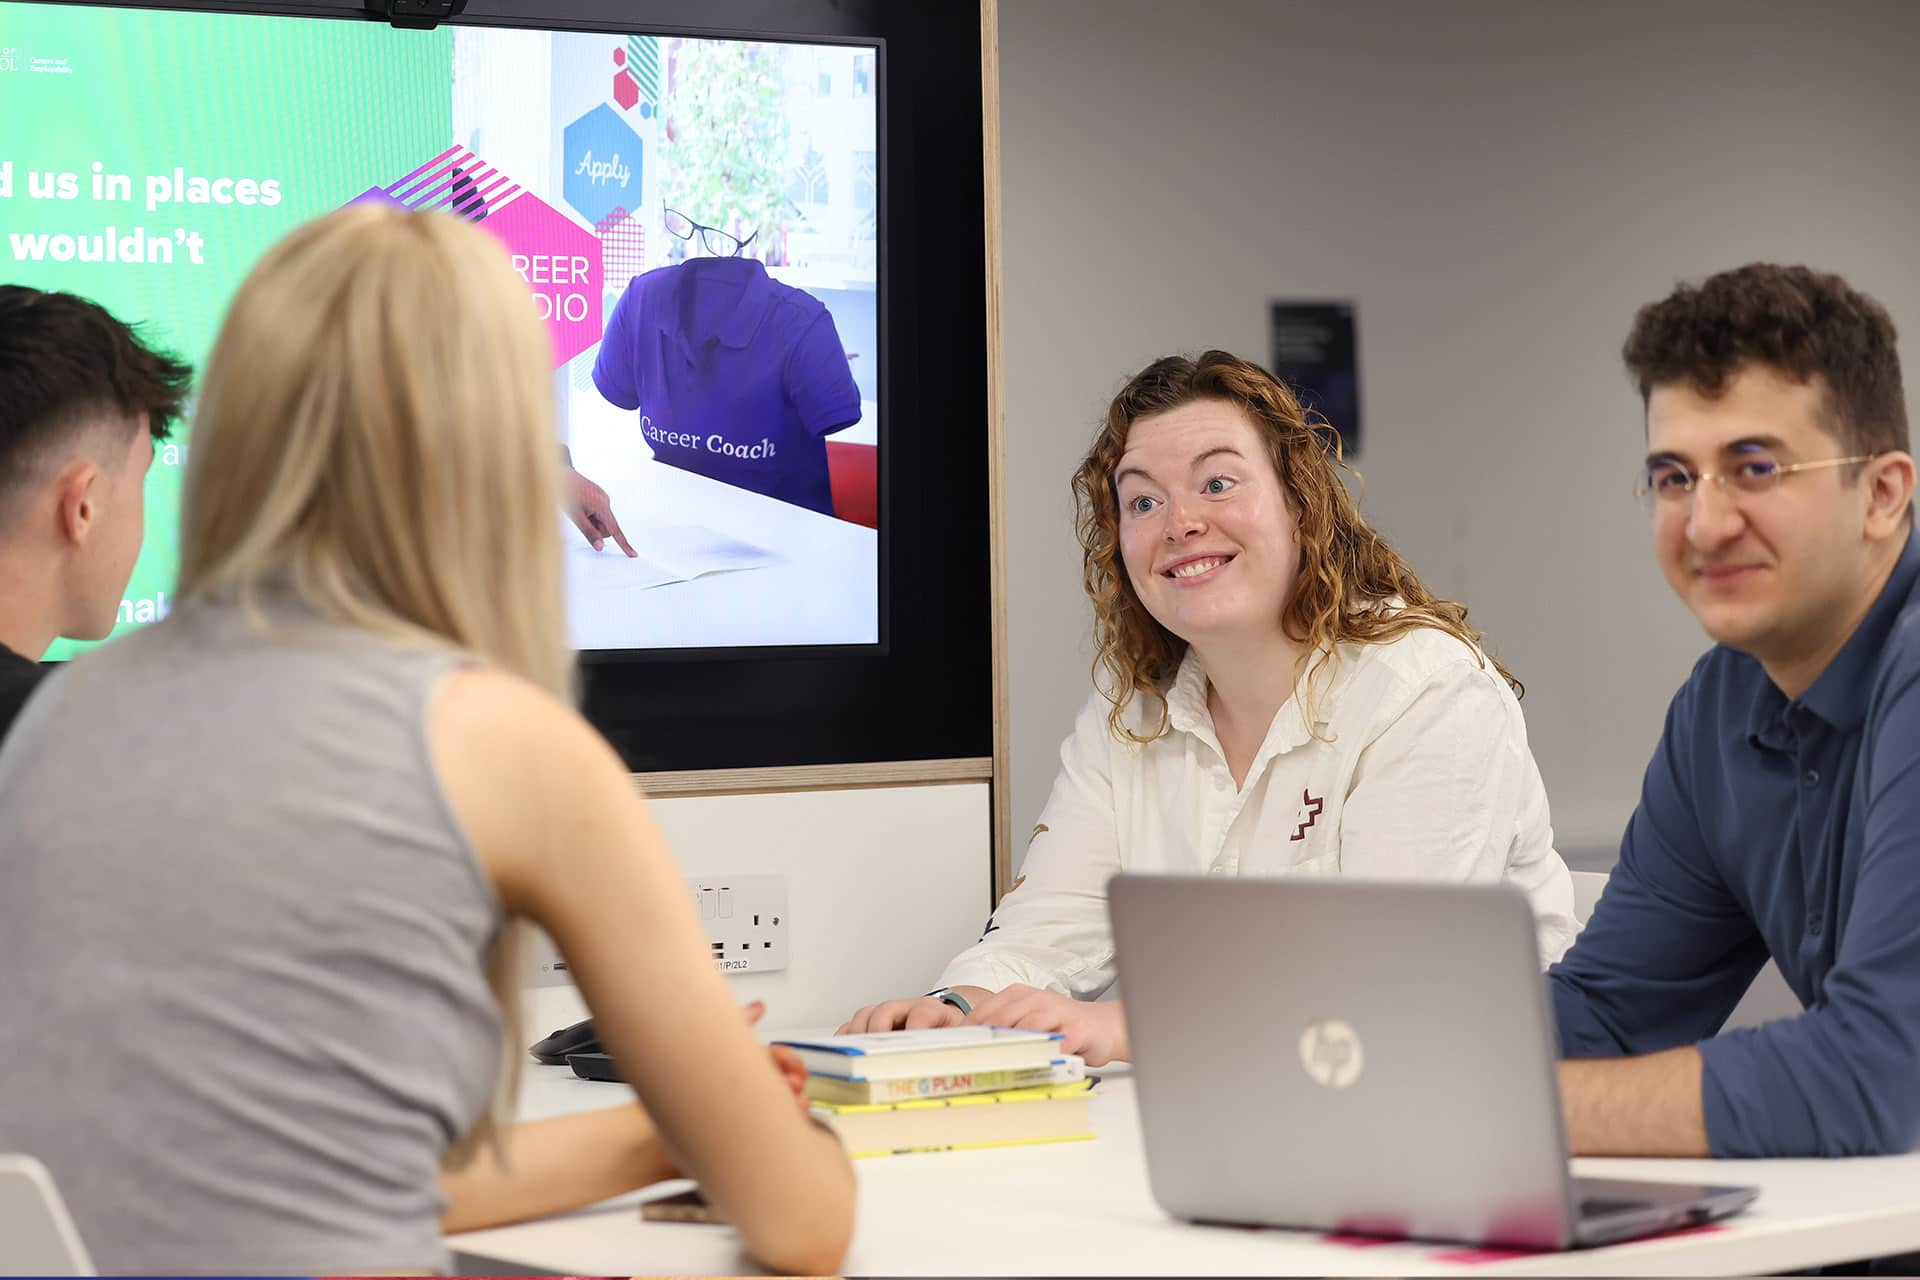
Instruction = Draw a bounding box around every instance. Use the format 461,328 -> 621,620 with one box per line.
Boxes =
1743,678 -> 1794,752
651,255 -> 773,351
1745,527 -> 1920,743
1798,527 -> 1920,734
1163,648 -> 1328,754
1164,651 -> 1212,738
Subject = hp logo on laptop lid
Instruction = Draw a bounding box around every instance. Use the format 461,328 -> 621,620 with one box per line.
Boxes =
1299,1018 -> 1364,1089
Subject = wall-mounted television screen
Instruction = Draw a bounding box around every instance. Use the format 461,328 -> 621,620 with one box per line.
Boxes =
2,2 -> 882,657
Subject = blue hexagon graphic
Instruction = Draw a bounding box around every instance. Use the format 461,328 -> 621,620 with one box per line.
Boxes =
563,103 -> 644,228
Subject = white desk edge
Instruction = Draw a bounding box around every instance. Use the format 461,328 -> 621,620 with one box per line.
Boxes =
447,1069 -> 1920,1276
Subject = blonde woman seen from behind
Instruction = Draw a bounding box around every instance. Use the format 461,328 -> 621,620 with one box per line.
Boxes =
0,206 -> 852,1275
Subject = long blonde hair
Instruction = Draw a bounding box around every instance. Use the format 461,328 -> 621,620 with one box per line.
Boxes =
1072,350 -> 1518,743
178,204 -> 570,1159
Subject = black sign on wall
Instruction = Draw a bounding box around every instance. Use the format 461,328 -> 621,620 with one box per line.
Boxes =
1268,301 -> 1361,458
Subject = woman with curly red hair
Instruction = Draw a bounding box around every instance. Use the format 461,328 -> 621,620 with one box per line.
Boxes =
843,349 -> 1576,1064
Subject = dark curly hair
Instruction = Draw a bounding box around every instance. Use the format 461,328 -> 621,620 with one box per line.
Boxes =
1072,350 -> 1517,744
1622,263 -> 1907,458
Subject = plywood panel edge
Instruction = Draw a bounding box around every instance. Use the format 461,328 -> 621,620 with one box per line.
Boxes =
981,0 -> 1012,910
634,758 -> 994,799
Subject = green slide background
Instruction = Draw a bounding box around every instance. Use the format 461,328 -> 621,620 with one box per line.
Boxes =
0,4 -> 451,658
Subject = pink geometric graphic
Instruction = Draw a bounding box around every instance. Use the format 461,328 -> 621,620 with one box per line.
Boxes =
594,206 -> 648,291
349,149 -> 604,369
613,65 -> 640,111
351,145 -> 524,220
478,190 -> 605,369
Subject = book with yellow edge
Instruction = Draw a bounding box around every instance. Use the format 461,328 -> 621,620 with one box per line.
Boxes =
804,1055 -> 1086,1105
808,1079 -> 1096,1157
776,1025 -> 1065,1077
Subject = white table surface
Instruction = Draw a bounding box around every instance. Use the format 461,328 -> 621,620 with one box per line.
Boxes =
448,1066 -> 1920,1276
563,394 -> 877,651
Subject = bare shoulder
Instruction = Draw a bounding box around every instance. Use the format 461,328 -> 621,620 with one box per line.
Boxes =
427,666 -> 638,904
430,666 -> 627,784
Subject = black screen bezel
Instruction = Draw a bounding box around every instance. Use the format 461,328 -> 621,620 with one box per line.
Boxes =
13,0 -> 993,772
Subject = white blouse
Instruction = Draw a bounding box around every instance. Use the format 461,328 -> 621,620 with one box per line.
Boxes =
940,624 -> 1578,998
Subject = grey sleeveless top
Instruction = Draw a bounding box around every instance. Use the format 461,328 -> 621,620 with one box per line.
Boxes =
0,597 -> 505,1275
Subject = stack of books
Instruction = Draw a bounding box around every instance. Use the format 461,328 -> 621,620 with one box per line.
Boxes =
773,1026 -> 1094,1158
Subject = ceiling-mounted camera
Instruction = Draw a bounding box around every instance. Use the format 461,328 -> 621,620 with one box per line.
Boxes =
364,0 -> 468,30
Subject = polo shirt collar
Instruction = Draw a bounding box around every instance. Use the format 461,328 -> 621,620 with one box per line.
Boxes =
1799,527 -> 1920,733
652,255 -> 773,352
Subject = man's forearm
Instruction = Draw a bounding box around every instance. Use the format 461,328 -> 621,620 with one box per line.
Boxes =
1559,1046 -> 1709,1156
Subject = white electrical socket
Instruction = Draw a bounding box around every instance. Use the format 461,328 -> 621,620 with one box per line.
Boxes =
690,874 -> 789,974
521,873 -> 790,986
522,926 -> 570,988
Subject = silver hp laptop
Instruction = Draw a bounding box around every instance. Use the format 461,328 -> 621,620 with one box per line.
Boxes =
1109,875 -> 1757,1250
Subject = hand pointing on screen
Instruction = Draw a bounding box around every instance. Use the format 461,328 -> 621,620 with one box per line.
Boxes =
565,466 -> 637,556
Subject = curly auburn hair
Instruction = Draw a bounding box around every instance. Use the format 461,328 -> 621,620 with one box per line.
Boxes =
1622,263 -> 1908,458
1071,350 -> 1518,744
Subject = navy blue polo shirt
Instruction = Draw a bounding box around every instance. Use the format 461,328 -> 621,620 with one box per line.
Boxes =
1551,529 -> 1920,1156
591,256 -> 861,516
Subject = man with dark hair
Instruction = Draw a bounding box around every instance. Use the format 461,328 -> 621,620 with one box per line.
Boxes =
0,286 -> 191,737
1551,263 -> 1920,1161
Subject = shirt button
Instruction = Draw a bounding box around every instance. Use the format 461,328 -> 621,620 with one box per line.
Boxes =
1809,914 -> 1823,936
1213,774 -> 1231,791
1803,769 -> 1820,786
1209,864 -> 1229,876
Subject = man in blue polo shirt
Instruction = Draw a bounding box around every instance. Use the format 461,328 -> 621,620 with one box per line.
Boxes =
590,244 -> 861,517
1550,263 -> 1920,1161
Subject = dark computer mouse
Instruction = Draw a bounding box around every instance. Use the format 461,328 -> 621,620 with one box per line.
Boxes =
566,1051 -> 625,1083
529,1017 -> 602,1064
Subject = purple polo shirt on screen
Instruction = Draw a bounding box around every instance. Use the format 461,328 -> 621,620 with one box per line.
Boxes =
592,256 -> 862,516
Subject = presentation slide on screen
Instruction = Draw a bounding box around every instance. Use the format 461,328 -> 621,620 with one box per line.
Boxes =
0,5 -> 881,655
